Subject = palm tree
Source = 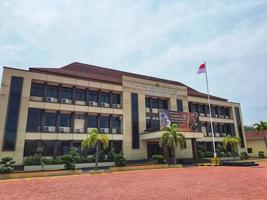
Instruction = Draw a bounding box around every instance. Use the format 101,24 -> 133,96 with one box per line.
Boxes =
159,124 -> 186,166
223,135 -> 240,160
81,128 -> 109,170
253,121 -> 267,148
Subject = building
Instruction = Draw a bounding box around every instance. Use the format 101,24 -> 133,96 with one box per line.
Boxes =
0,62 -> 247,165
246,130 -> 267,157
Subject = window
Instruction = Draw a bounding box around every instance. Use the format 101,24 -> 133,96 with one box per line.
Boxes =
47,86 -> 58,98
177,99 -> 183,112
211,106 -> 216,117
75,89 -> 86,101
198,104 -> 204,113
88,91 -> 98,102
152,116 -> 159,128
225,108 -> 230,118
30,83 -> 43,97
151,99 -> 158,109
159,99 -> 168,109
213,123 -> 219,133
3,77 -> 23,151
26,108 -> 42,132
61,87 -> 72,100
111,93 -> 120,104
189,103 -> 197,112
60,113 -> 71,127
23,140 -> 38,157
131,93 -> 140,149
204,105 -> 210,115
99,116 -> 109,128
247,148 -> 253,153
99,92 -> 110,103
42,141 -> 54,156
146,116 -> 151,129
44,112 -> 57,126
87,115 -> 98,128
111,117 -> 120,128
145,97 -> 150,108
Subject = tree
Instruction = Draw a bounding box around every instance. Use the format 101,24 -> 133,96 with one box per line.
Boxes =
223,135 -> 240,160
159,124 -> 186,166
81,128 -> 109,170
253,121 -> 267,148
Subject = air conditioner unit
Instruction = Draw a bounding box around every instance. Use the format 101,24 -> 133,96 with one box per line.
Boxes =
225,116 -> 230,119
101,102 -> 109,108
89,101 -> 98,106
221,133 -> 227,137
200,113 -> 205,117
100,128 -> 109,133
61,98 -> 72,104
112,104 -> 121,109
75,128 -> 83,133
215,133 -> 220,137
75,100 -> 85,105
112,128 -> 118,134
208,132 -> 213,137
43,126 -> 54,132
46,97 -> 57,103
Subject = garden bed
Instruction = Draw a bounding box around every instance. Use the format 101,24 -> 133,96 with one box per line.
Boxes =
24,162 -> 115,172
0,169 -> 82,180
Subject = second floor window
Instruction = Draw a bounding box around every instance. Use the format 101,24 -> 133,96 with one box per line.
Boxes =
177,99 -> 183,112
87,115 -> 98,128
88,91 -> 98,102
99,116 -> 109,128
75,89 -> 86,101
47,86 -> 58,98
100,92 -> 110,103
60,113 -> 71,127
45,112 -> 57,126
30,84 -> 43,97
111,117 -> 120,128
26,108 -> 42,132
61,87 -> 72,100
111,93 -> 120,104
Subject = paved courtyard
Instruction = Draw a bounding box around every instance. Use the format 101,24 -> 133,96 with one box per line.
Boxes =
1,163 -> 267,200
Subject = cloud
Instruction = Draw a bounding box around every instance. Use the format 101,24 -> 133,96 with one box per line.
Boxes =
0,0 -> 266,124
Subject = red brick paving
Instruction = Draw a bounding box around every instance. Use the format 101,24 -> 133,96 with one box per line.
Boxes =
1,163 -> 267,200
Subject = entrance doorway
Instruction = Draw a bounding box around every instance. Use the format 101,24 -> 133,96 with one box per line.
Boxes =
147,141 -> 163,158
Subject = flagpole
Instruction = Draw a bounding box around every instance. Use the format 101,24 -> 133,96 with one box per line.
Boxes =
204,62 -> 217,158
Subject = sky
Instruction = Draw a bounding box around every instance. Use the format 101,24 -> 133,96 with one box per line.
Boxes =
0,0 -> 266,125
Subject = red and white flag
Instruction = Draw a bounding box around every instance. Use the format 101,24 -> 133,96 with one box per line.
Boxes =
197,63 -> 206,74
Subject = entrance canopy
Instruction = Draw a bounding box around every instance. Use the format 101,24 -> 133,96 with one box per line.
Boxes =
140,130 -> 204,141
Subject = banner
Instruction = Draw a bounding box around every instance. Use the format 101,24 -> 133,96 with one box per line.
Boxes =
159,110 -> 200,132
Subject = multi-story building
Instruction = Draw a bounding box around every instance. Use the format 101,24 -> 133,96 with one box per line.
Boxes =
0,62 -> 247,165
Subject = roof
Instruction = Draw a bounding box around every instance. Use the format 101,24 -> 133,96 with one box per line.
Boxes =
29,62 -> 227,101
245,130 -> 267,140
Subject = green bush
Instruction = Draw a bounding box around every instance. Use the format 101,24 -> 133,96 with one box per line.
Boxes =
24,156 -> 41,165
259,151 -> 264,158
114,154 -> 127,167
152,155 -> 165,164
59,155 -> 75,170
198,150 -> 205,158
205,151 -> 213,157
0,157 -> 15,174
240,152 -> 249,160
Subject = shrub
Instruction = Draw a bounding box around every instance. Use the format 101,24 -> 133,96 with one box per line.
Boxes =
152,155 -> 165,164
205,151 -> 213,157
24,156 -> 41,165
198,150 -> 205,158
0,157 -> 15,174
240,152 -> 249,160
259,151 -> 264,158
114,154 -> 127,167
59,155 -> 75,170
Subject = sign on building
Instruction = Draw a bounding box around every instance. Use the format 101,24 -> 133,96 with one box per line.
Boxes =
159,110 -> 200,132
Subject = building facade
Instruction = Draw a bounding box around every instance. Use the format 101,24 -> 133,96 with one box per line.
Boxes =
0,62 -> 247,165
246,130 -> 267,157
